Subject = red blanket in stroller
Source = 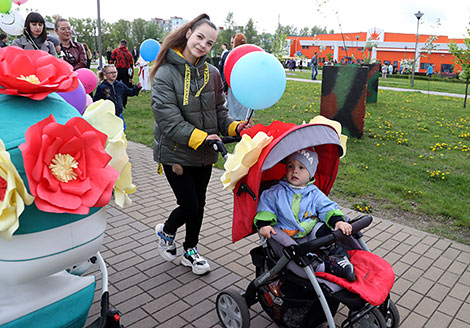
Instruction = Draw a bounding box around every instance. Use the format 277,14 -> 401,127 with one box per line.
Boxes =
315,250 -> 395,306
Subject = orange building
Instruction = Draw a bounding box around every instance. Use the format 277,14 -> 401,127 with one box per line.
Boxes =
287,28 -> 465,74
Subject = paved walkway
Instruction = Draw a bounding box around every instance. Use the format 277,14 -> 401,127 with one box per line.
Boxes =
86,141 -> 470,328
286,77 -> 466,98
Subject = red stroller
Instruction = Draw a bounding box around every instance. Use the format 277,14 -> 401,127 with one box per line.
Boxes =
215,119 -> 400,328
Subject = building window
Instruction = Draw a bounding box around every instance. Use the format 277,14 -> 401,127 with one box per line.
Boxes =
440,64 -> 453,73
420,63 -> 431,70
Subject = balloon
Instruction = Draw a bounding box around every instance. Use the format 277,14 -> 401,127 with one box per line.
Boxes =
85,94 -> 93,107
76,68 -> 98,94
12,0 -> 27,5
140,39 -> 160,62
57,80 -> 87,115
224,44 -> 263,88
231,52 -> 286,110
0,0 -> 11,14
0,10 -> 24,35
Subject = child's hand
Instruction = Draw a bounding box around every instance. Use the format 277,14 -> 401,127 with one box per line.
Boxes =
259,225 -> 276,239
136,82 -> 142,88
236,120 -> 252,134
335,221 -> 352,236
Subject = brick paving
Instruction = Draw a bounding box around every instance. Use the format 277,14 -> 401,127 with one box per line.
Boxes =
86,141 -> 470,328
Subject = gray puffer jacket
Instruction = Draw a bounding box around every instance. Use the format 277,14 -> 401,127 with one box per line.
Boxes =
151,48 -> 237,166
12,35 -> 57,56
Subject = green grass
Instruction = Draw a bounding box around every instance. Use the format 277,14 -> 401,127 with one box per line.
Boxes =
287,68 -> 468,95
124,79 -> 470,243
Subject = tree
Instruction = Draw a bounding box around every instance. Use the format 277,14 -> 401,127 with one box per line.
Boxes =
449,23 -> 470,108
258,32 -> 273,53
244,18 -> 258,44
272,25 -> 290,59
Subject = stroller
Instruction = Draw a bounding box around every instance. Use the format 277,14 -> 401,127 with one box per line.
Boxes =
215,119 -> 400,328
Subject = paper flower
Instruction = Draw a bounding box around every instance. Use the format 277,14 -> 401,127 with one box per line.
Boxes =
0,46 -> 79,100
221,132 -> 273,191
0,138 -> 34,240
19,115 -> 119,214
82,100 -> 136,207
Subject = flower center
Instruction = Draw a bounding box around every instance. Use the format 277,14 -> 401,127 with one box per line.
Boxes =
17,74 -> 41,85
49,153 -> 78,183
0,176 -> 6,202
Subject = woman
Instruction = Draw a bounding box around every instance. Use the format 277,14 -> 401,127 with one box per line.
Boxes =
151,14 -> 250,275
12,12 -> 56,55
226,33 -> 253,122
55,18 -> 87,70
82,42 -> 92,68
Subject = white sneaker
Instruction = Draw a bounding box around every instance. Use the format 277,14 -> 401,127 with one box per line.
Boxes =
181,247 -> 211,275
155,223 -> 177,261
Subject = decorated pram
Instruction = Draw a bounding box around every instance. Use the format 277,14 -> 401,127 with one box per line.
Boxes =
216,118 -> 400,328
0,47 -> 135,328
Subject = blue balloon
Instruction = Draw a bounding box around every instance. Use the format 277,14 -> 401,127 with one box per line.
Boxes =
140,39 -> 160,62
231,52 -> 286,110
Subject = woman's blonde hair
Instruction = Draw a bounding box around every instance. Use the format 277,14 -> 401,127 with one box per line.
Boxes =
150,13 -> 216,80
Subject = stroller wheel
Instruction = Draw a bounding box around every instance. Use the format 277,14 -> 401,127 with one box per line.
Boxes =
216,289 -> 250,328
347,308 -> 387,328
382,300 -> 400,328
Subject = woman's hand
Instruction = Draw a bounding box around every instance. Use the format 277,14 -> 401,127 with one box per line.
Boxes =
206,134 -> 222,141
236,120 -> 252,134
259,225 -> 276,239
335,221 -> 352,236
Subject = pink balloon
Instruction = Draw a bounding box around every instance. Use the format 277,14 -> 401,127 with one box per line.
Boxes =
12,0 -> 28,5
86,94 -> 93,107
76,68 -> 98,94
57,80 -> 87,115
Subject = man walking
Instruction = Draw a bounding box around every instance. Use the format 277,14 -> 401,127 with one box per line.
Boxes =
112,39 -> 134,107
311,52 -> 318,80
132,46 -> 139,64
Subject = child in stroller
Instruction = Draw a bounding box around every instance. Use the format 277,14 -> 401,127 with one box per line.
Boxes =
255,147 -> 356,282
215,119 -> 399,328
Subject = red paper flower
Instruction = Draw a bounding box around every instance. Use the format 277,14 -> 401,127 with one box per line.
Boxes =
19,115 -> 120,214
0,46 -> 79,100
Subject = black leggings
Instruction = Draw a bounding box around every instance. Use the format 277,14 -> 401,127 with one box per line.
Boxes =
162,164 -> 212,250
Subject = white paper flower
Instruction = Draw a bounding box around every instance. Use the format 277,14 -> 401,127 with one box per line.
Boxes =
0,138 -> 34,240
221,132 -> 273,191
82,100 -> 136,207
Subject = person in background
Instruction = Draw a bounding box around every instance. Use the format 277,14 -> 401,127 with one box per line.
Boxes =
106,46 -> 113,64
218,42 -> 229,81
150,14 -> 251,275
83,42 -> 92,68
311,52 -> 318,80
426,64 -> 434,77
132,45 -> 139,64
94,64 -> 141,129
388,63 -> 393,76
111,39 -> 134,108
96,51 -> 107,70
0,33 -> 7,47
135,55 -> 151,91
55,18 -> 87,70
12,12 -> 56,56
226,33 -> 253,123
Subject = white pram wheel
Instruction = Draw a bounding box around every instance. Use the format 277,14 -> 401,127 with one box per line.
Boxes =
216,289 -> 250,328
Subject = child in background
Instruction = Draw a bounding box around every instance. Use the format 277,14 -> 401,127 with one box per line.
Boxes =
94,64 -> 141,129
255,148 -> 356,281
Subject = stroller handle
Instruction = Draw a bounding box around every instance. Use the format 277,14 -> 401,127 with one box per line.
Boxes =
205,136 -> 241,159
294,215 -> 373,256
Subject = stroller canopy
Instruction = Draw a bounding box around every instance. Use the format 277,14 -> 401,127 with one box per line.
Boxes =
231,118 -> 346,243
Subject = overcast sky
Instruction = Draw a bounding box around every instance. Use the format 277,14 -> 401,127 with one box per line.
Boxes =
17,0 -> 470,38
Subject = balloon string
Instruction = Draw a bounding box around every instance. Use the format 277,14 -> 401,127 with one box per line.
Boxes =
245,108 -> 253,122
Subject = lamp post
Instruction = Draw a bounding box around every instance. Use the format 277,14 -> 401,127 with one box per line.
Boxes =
404,46 -> 407,58
411,11 -> 423,87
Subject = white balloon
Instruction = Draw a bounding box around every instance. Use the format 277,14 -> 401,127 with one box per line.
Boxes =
0,10 -> 24,36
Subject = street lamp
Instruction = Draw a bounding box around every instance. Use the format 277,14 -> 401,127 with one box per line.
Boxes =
96,0 -> 102,69
411,11 -> 423,87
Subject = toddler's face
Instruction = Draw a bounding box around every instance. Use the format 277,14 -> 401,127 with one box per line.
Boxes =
286,159 -> 310,187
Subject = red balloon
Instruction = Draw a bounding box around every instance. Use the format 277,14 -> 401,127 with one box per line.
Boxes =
224,44 -> 263,88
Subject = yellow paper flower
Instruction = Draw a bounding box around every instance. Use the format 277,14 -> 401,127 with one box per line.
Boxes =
0,139 -> 34,240
221,132 -> 273,191
308,115 -> 348,158
82,100 -> 136,207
